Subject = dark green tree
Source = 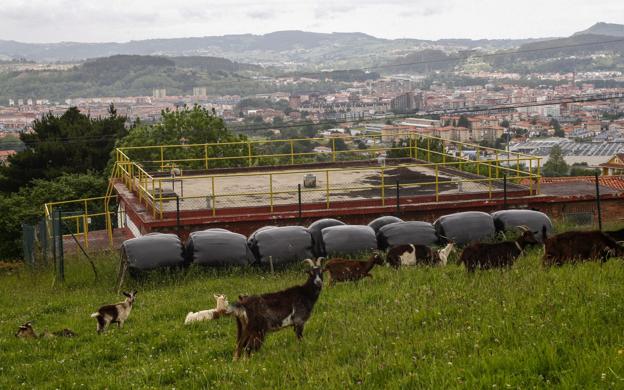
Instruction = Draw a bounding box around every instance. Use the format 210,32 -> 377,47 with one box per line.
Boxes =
0,106 -> 126,193
457,115 -> 471,128
542,145 -> 569,177
550,118 -> 565,137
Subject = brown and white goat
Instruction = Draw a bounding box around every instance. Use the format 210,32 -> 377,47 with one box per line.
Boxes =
90,290 -> 137,333
184,294 -> 229,325
226,258 -> 323,360
15,322 -> 76,339
386,243 -> 455,268
460,226 -> 539,272
322,253 -> 384,284
543,228 -> 624,266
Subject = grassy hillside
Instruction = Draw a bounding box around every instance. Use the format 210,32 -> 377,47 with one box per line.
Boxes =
2,247 -> 624,388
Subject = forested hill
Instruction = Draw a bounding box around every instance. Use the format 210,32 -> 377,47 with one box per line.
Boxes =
0,55 -> 265,101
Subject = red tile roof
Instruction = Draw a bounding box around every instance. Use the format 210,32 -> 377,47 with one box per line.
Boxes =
521,175 -> 624,192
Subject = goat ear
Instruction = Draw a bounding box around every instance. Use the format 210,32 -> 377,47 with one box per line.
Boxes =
132,290 -> 138,295
122,291 -> 131,298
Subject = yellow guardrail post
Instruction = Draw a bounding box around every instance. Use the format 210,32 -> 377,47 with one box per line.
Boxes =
536,159 -> 541,195
158,179 -> 163,219
488,162 -> 492,199
476,146 -> 480,175
248,142 -> 253,167
442,140 -> 446,163
160,146 -> 164,171
83,214 -> 89,249
325,170 -> 330,209
495,151 -> 499,178
427,138 -> 431,162
211,176 -> 216,216
458,144 -> 463,171
204,144 -> 209,170
529,158 -> 533,195
381,167 -> 385,206
435,164 -> 439,202
269,173 -> 274,212
332,138 -> 336,162
290,140 -> 295,165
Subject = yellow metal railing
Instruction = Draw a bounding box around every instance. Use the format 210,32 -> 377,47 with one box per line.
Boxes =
44,133 -> 542,246
116,133 -> 535,172
44,195 -> 120,249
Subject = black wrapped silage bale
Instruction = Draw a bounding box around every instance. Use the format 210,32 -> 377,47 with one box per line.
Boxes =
433,211 -> 495,245
321,225 -> 377,257
186,229 -> 253,267
122,233 -> 185,272
368,216 -> 404,233
491,209 -> 553,242
308,218 -> 346,257
249,226 -> 313,266
376,221 -> 439,250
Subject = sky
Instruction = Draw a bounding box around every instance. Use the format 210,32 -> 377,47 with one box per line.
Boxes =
1,0 -> 623,43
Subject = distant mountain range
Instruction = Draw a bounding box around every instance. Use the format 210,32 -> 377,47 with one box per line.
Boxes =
0,30 -> 551,65
573,22 -> 624,38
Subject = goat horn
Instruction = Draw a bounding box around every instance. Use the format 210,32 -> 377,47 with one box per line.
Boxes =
302,259 -> 315,267
517,225 -> 529,232
315,257 -> 324,267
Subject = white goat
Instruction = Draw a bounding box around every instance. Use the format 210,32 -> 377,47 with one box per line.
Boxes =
184,294 -> 229,325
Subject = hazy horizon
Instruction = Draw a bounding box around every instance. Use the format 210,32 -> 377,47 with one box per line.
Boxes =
1,0 -> 623,44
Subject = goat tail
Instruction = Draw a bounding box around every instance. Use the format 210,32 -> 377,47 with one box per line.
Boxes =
542,225 -> 548,241
90,312 -> 100,318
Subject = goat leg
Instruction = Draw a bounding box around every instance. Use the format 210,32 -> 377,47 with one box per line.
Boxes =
294,323 -> 304,340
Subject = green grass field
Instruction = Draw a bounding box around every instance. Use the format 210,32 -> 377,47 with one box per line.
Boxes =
2,248 -> 624,388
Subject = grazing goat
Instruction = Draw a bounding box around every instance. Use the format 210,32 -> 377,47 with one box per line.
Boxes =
184,294 -> 229,325
322,253 -> 384,284
226,258 -> 323,360
386,243 -> 455,268
90,290 -> 137,333
15,322 -> 76,339
605,228 -> 624,243
460,226 -> 539,272
543,228 -> 624,266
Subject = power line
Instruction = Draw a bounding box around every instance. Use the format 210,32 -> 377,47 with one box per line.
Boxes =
0,92 -> 621,148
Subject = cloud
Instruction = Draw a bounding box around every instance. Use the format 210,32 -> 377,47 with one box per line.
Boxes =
0,0 -> 622,43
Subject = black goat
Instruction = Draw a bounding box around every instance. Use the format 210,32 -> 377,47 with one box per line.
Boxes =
543,228 -> 624,266
226,258 -> 323,360
460,226 -> 539,272
605,228 -> 624,243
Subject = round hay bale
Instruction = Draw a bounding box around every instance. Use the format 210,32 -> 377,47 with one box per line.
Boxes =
377,221 -> 438,250
434,211 -> 495,245
491,209 -> 553,242
186,229 -> 253,267
122,233 -> 185,272
368,216 -> 404,233
249,226 -> 313,266
308,218 -> 346,257
321,225 -> 377,257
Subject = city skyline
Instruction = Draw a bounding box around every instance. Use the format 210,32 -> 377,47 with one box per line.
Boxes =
1,0 -> 623,43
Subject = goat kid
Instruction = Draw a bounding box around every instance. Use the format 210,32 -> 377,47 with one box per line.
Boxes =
543,228 -> 624,266
15,322 -> 76,339
90,290 -> 137,333
460,226 -> 539,272
322,253 -> 384,284
386,243 -> 455,268
184,294 -> 229,325
226,258 -> 323,360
